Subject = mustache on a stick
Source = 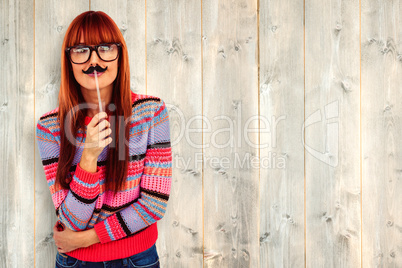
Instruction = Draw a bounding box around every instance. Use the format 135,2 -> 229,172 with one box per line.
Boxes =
82,65 -> 108,74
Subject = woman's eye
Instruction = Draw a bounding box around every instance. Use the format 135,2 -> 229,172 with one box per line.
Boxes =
72,47 -> 88,53
99,45 -> 112,52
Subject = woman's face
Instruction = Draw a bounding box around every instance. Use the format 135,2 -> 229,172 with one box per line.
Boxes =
70,36 -> 119,94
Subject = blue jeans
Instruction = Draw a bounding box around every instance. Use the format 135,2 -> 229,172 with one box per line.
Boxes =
55,244 -> 160,268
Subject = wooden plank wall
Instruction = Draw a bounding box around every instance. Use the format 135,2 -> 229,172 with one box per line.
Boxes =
143,0 -> 203,266
259,0 -> 305,266
0,0 -> 35,267
362,1 -> 402,267
305,0 -> 361,267
0,0 -> 401,267
202,0 -> 259,267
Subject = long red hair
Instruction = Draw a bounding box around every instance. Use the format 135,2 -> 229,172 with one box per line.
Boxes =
57,11 -> 131,196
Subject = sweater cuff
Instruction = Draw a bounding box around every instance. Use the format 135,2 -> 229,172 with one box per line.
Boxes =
94,221 -> 112,244
75,163 -> 101,184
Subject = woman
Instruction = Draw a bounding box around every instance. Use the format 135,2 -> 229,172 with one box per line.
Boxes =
36,11 -> 172,268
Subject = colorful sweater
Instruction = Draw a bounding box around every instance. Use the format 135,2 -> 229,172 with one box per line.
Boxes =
36,92 -> 172,262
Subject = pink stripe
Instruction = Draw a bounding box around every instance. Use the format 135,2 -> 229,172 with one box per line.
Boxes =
141,177 -> 171,195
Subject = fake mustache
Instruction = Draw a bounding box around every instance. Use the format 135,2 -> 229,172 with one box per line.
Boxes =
82,65 -> 108,74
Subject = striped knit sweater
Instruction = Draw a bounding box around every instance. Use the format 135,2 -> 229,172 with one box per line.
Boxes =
36,92 -> 172,262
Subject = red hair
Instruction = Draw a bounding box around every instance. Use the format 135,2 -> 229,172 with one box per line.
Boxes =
57,11 -> 131,196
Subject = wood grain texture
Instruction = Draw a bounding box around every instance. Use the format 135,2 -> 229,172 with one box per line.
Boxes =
362,0 -> 402,267
259,0 -> 305,267
34,1 -> 89,267
0,0 -> 35,267
202,0 -> 259,267
146,0 -> 203,267
305,0 -> 361,267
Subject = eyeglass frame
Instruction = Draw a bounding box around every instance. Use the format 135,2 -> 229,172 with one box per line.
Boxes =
65,42 -> 122,64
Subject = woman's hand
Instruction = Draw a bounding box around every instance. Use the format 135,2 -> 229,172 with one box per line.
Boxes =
53,222 -> 100,253
83,112 -> 112,159
53,223 -> 82,253
79,112 -> 112,173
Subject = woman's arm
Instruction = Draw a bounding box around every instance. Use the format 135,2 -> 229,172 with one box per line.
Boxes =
93,99 -> 172,244
36,115 -> 102,231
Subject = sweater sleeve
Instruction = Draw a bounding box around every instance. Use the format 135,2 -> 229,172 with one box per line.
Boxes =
93,99 -> 172,244
36,118 -> 102,231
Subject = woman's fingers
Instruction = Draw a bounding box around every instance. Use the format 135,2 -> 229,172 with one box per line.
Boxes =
89,125 -> 111,145
87,112 -> 108,128
99,137 -> 113,148
87,114 -> 111,141
96,118 -> 110,132
83,112 -> 113,158
89,116 -> 110,139
98,127 -> 112,141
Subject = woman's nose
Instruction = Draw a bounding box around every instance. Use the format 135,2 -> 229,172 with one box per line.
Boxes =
88,50 -> 101,65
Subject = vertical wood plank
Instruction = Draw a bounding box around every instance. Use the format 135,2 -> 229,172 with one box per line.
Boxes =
0,0 -> 34,267
90,0 -> 147,95
146,1 -> 203,267
305,0 -> 361,267
34,1 -> 89,267
259,0 -> 305,266
202,0 -> 259,267
362,0 -> 402,267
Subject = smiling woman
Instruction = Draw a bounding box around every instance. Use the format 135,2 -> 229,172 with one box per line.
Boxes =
35,10 -> 171,268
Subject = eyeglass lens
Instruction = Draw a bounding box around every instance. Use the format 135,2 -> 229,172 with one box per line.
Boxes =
70,44 -> 119,64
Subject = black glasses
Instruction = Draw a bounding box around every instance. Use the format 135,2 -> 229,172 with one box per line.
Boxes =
65,43 -> 122,64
